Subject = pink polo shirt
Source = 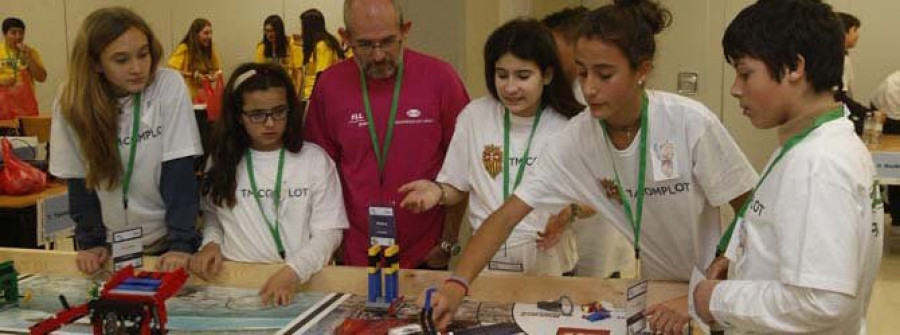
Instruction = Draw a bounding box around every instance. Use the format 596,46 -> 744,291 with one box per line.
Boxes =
304,49 -> 470,268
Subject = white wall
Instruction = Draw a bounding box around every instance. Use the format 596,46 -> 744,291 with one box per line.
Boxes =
1,0 -> 343,114
829,0 -> 900,104
5,0 -> 899,170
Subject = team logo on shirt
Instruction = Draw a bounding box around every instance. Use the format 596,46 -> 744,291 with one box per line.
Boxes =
482,144 -> 503,179
653,140 -> 677,179
406,109 -> 422,118
599,178 -> 622,204
349,112 -> 366,127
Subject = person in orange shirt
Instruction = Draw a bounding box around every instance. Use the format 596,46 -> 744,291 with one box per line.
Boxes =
168,18 -> 222,100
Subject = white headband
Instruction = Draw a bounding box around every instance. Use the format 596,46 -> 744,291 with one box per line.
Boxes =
234,69 -> 257,89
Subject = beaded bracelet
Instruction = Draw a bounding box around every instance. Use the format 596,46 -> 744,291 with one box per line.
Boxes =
444,274 -> 470,296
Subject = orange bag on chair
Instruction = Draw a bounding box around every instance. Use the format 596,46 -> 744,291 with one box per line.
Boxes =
0,70 -> 39,121
0,137 -> 47,195
198,75 -> 224,121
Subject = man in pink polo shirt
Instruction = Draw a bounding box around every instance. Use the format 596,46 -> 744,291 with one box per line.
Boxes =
304,0 -> 469,269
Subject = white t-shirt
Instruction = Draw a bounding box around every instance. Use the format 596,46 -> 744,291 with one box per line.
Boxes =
715,117 -> 882,334
872,70 -> 900,120
50,68 -> 203,247
437,96 -> 577,274
439,96 -> 569,245
201,143 -> 349,282
516,90 -> 758,280
574,214 -> 636,278
570,80 -> 635,278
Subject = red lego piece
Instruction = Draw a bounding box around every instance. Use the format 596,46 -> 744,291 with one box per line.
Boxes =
29,265 -> 189,335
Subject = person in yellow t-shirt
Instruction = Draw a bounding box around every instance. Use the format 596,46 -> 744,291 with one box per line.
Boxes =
168,18 -> 222,100
1,17 -> 47,87
255,15 -> 303,95
291,9 -> 345,101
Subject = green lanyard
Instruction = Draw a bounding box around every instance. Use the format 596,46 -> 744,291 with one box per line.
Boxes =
599,94 -> 650,270
502,107 -> 543,199
120,93 -> 141,210
717,108 -> 845,254
4,44 -> 20,83
360,55 -> 404,184
245,148 -> 287,259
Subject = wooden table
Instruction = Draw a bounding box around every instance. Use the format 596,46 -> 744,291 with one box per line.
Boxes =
870,135 -> 900,185
0,182 -> 67,249
868,134 -> 900,152
0,181 -> 66,209
0,248 -> 687,308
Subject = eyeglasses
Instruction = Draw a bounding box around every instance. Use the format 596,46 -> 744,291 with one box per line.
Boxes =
242,105 -> 289,124
351,36 -> 401,55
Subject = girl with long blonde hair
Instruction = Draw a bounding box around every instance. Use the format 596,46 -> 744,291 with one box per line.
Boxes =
168,18 -> 222,99
50,7 -> 203,274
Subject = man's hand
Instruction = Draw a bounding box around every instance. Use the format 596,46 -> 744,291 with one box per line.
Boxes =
398,180 -> 442,213
644,295 -> 690,335
422,244 -> 450,270
76,247 -> 109,274
189,243 -> 223,280
157,251 -> 191,272
259,266 -> 300,307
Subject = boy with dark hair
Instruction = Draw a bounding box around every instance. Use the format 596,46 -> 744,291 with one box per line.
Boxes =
692,1 -> 883,333
1,17 -> 47,87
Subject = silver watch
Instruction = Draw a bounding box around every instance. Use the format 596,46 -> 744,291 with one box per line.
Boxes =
440,240 -> 461,256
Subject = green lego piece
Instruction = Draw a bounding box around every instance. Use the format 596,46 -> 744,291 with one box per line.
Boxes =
0,260 -> 19,308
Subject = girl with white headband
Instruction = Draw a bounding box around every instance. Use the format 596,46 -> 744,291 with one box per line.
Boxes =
191,62 -> 348,306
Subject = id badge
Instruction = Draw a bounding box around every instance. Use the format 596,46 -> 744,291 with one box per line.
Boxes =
488,251 -> 524,273
368,205 -> 397,246
625,279 -> 649,335
112,227 -> 143,271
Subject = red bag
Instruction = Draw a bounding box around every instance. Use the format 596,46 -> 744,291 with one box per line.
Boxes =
0,137 -> 47,195
196,75 -> 224,121
0,70 -> 39,120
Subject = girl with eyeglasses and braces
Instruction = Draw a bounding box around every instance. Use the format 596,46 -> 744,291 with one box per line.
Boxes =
191,62 -> 348,306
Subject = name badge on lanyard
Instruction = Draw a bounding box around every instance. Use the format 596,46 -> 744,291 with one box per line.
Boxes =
112,227 -> 144,271
369,205 -> 397,246
487,108 -> 543,274
488,253 -> 524,273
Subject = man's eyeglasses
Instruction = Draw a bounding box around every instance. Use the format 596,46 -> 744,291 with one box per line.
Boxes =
242,105 -> 289,124
352,36 -> 401,55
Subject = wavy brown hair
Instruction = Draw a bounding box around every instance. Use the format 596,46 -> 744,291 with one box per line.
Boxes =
179,18 -> 214,73
202,62 -> 304,208
59,7 -> 163,190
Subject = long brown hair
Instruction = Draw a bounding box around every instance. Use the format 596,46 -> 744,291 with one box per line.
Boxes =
203,63 -> 304,208
179,18 -> 214,73
300,9 -> 344,62
59,7 -> 163,190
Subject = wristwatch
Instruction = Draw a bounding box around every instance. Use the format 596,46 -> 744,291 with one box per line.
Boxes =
440,240 -> 461,256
